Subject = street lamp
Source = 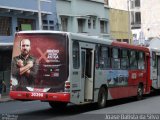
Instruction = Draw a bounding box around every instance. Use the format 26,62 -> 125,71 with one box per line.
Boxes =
37,0 -> 51,30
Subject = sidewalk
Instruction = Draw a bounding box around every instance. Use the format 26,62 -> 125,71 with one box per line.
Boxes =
0,95 -> 13,103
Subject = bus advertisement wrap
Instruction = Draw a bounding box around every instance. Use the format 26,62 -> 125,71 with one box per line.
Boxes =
11,33 -> 68,92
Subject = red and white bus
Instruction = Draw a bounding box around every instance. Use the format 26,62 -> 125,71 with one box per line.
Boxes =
149,47 -> 160,90
10,31 -> 151,108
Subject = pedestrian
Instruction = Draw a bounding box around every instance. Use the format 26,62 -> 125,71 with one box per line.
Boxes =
2,81 -> 6,93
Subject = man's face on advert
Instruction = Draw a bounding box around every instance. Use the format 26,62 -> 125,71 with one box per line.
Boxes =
20,39 -> 31,56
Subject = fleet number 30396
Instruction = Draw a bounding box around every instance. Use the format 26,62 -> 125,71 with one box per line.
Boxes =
31,93 -> 44,97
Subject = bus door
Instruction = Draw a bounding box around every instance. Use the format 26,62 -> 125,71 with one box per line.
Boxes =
146,53 -> 151,93
81,46 -> 94,101
157,56 -> 160,88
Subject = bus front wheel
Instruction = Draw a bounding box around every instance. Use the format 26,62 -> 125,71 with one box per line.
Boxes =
98,87 -> 107,108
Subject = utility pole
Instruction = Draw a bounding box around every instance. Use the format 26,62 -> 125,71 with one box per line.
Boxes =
38,0 -> 42,30
127,0 -> 132,44
37,0 -> 51,30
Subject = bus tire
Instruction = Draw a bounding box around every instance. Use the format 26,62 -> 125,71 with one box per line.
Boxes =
137,85 -> 143,100
49,101 -> 67,109
98,87 -> 107,108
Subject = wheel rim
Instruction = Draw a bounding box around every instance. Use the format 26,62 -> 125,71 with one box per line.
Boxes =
137,86 -> 143,100
98,89 -> 106,108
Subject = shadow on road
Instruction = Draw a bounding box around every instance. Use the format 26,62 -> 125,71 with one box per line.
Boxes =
18,91 -> 160,120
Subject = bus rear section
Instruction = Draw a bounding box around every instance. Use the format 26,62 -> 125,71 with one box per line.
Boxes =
10,31 -> 70,106
149,48 -> 160,90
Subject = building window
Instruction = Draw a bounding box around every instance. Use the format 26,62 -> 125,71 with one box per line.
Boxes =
73,41 -> 80,69
88,19 -> 91,29
49,20 -> 54,25
42,20 -> 48,24
78,19 -> 86,33
49,26 -> 54,30
61,17 -> 68,31
104,0 -> 109,5
42,20 -> 54,30
43,26 -> 48,30
17,18 -> 36,31
0,16 -> 12,36
100,20 -> 108,33
130,0 -> 134,9
131,11 -> 134,24
135,12 -> 141,24
123,39 -> 129,43
93,19 -> 96,29
135,0 -> 140,7
117,39 -> 121,42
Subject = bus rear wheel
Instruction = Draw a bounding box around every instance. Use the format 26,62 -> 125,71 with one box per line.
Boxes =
137,85 -> 143,100
98,87 -> 107,108
49,101 -> 67,109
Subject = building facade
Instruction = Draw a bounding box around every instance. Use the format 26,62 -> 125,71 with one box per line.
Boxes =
141,0 -> 160,40
109,0 -> 160,45
0,0 -> 57,96
0,0 -> 58,44
0,0 -> 110,96
108,0 -> 132,44
56,0 -> 110,38
109,8 -> 132,44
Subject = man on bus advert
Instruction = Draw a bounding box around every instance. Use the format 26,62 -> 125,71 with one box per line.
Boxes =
11,39 -> 38,87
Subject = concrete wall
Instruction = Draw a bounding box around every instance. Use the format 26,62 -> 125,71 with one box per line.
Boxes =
109,8 -> 132,43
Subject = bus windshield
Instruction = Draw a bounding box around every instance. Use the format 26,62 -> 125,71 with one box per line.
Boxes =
11,33 -> 68,92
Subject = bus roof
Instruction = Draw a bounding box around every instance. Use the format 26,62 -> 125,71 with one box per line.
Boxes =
148,47 -> 160,52
16,30 -> 149,52
16,30 -> 113,45
112,41 -> 149,52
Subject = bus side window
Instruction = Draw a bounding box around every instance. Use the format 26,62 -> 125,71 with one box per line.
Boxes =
129,50 -> 138,69
121,49 -> 129,69
99,46 -> 110,69
95,44 -> 99,68
152,52 -> 156,69
73,41 -> 80,69
138,52 -> 145,69
111,48 -> 120,69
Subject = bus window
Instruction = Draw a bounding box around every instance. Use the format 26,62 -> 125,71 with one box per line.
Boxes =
138,52 -> 145,69
73,41 -> 80,69
99,46 -> 110,69
95,45 -> 99,68
121,49 -> 129,69
111,48 -> 120,69
152,52 -> 156,69
129,50 -> 138,69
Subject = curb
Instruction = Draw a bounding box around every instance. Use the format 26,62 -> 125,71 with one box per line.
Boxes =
0,97 -> 13,103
